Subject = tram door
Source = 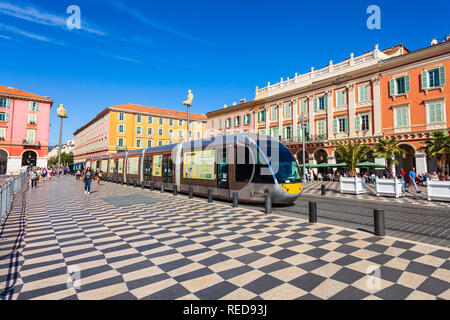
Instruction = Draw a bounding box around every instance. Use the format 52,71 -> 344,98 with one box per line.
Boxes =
162,155 -> 173,183
144,156 -> 152,181
217,148 -> 229,189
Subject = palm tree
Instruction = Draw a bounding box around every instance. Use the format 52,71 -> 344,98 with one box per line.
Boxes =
335,141 -> 371,176
420,130 -> 450,176
373,137 -> 407,176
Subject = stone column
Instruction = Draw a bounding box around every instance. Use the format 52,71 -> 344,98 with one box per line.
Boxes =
278,103 -> 283,139
415,152 -> 428,175
292,99 -> 298,141
372,76 -> 382,136
326,90 -> 334,140
265,106 -> 270,135
308,95 -> 314,140
7,156 -> 22,175
347,83 -> 356,138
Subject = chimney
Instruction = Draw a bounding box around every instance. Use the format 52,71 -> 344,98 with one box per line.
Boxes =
431,38 -> 438,46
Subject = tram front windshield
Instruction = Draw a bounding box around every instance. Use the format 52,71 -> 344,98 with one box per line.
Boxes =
259,141 -> 301,184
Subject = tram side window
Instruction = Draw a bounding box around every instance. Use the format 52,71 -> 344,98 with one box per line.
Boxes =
235,146 -> 253,183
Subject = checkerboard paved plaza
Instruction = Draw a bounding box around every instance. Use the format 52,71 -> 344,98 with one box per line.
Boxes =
0,177 -> 449,300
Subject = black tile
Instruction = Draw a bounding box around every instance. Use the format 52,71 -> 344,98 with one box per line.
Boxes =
63,247 -> 97,258
17,283 -> 69,300
259,235 -> 281,243
399,250 -> 424,260
21,266 -> 67,283
392,240 -> 415,250
181,248 -> 211,257
365,244 -> 389,253
337,230 -> 357,237
429,249 -> 450,260
334,245 -> 360,254
375,284 -> 414,300
247,244 -> 272,252
106,253 -> 142,264
236,252 -> 265,264
296,293 -> 321,300
312,232 -> 333,239
405,261 -> 437,277
200,239 -> 222,247
135,242 -> 164,253
105,292 -> 137,300
270,249 -> 297,260
195,281 -> 239,300
416,277 -> 449,296
174,267 -> 214,283
158,258 -> 193,272
146,249 -> 178,259
82,264 -> 113,278
198,254 -> 230,267
335,237 -> 355,244
259,261 -> 292,273
289,273 -> 326,292
143,283 -> 191,300
126,273 -> 170,290
333,255 -> 360,266
244,275 -> 284,295
219,266 -> 254,280
330,286 -> 370,300
368,254 -> 395,265
378,266 -> 403,283
297,259 -> 328,272
331,268 -> 366,284
304,248 -> 329,259
24,248 -> 61,259
116,260 -> 154,274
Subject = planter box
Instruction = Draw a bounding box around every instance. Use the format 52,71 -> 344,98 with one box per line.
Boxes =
340,177 -> 366,195
376,178 -> 405,198
427,179 -> 450,202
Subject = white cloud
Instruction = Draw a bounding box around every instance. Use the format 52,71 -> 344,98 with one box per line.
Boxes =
0,22 -> 66,46
97,51 -> 142,64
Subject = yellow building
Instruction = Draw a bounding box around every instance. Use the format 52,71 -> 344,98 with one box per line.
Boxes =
74,104 -> 207,162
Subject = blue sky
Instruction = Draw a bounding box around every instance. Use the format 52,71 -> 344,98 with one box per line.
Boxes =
0,0 -> 449,145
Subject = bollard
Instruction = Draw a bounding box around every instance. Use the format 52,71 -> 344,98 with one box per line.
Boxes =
265,194 -> 272,214
232,192 -> 239,208
141,181 -> 145,189
321,184 -> 326,196
189,186 -> 194,199
161,183 -> 165,193
309,201 -> 317,223
173,186 -> 178,196
208,189 -> 213,203
374,209 -> 386,237
133,180 -> 137,188
121,179 -> 124,185
150,181 -> 154,191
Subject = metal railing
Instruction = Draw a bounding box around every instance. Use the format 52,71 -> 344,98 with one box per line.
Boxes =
0,172 -> 28,222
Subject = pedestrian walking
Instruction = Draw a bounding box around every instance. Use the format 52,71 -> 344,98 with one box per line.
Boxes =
406,167 -> 421,193
30,169 -> 37,188
84,168 -> 93,195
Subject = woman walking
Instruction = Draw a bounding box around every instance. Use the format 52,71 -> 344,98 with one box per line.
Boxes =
84,167 -> 93,195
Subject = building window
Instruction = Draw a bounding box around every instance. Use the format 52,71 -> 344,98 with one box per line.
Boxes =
284,103 -> 292,119
317,120 -> 326,138
179,120 -> 184,126
258,110 -> 266,122
0,127 -> 6,140
117,138 -> 125,147
336,90 -> 346,107
118,124 -> 125,133
210,121 -> 215,130
158,129 -> 164,136
390,75 -> 410,96
422,67 -> 446,90
28,114 -> 37,124
315,96 -> 327,111
158,140 -> 163,146
178,130 -> 184,137
284,125 -> 292,140
119,113 -> 125,121
244,113 -> 251,125
0,112 -> 9,122
234,116 -> 241,127
218,119 -> 222,130
169,119 -> 174,126
168,129 -> 174,137
147,127 -> 153,135
427,102 -> 444,124
29,102 -> 39,111
148,116 -> 153,124
270,127 -> 279,139
147,140 -> 153,148
299,99 -> 308,114
136,139 -> 142,148
159,118 -> 164,125
27,129 -> 36,144
136,115 -> 142,123
356,114 -> 370,131
358,84 -> 370,102
0,99 -> 10,108
271,106 -> 278,120
334,118 -> 348,133
136,126 -> 143,134
394,107 -> 409,128
197,132 -> 201,139
226,118 -> 232,128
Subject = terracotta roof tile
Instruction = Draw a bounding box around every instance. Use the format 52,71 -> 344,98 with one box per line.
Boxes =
110,104 -> 207,121
0,85 -> 53,102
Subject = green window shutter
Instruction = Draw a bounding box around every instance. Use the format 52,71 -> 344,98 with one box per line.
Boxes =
29,102 -> 33,111
389,79 -> 396,96
282,127 -> 286,139
436,104 -> 443,122
6,112 -> 9,122
257,112 -> 261,122
345,118 -> 349,132
356,115 -> 361,131
269,128 -> 272,137
6,99 -> 10,108
421,71 -> 428,90
439,66 -> 446,85
314,98 -> 318,111
334,119 -> 338,133
405,75 -> 410,93
305,123 -> 310,136
323,95 -> 328,109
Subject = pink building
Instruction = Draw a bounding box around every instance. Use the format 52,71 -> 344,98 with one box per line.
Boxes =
206,101 -> 258,137
0,86 -> 53,175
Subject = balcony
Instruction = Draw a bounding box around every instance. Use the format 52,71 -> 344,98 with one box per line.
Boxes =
116,145 -> 127,151
22,139 -> 41,147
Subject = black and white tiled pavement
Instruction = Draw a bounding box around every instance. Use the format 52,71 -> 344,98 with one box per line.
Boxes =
0,177 -> 449,300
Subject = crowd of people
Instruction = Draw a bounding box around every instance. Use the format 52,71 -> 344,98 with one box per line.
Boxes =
28,166 -> 71,188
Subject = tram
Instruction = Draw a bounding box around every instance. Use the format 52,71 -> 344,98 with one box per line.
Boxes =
86,133 -> 303,204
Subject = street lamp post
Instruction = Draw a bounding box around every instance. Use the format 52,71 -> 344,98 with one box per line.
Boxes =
183,90 -> 194,142
300,113 -> 307,182
56,104 -> 68,176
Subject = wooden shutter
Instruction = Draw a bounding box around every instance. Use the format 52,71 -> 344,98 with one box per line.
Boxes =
389,79 -> 396,96
334,119 -> 338,133
345,118 -> 349,132
6,99 -> 10,108
323,95 -> 328,109
405,75 -> 410,93
439,67 -> 446,85
314,98 -> 318,111
421,71 -> 428,90
356,115 -> 361,131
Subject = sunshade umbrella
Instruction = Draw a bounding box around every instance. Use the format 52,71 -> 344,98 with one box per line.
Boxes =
357,161 -> 386,168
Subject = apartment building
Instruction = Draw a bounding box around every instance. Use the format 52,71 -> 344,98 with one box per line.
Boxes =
74,104 -> 207,162
0,86 -> 53,174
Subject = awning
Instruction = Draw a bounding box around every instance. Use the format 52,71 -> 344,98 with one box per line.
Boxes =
357,161 -> 386,168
